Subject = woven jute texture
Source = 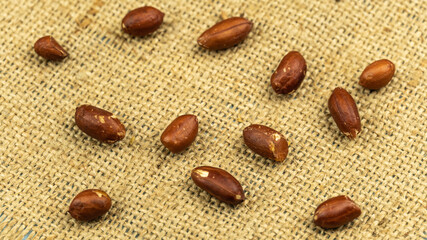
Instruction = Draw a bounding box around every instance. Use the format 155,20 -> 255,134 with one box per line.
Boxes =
0,0 -> 425,239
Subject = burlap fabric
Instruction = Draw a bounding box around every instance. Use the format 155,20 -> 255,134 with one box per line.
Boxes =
0,0 -> 425,239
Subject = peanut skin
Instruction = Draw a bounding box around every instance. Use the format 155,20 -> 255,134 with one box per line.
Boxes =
69,189 -> 112,222
359,59 -> 395,90
34,36 -> 68,61
271,51 -> 307,94
75,105 -> 126,144
314,195 -> 361,229
243,124 -> 288,162
161,114 -> 198,153
328,88 -> 361,139
197,17 -> 252,50
122,6 -> 164,37
191,166 -> 245,205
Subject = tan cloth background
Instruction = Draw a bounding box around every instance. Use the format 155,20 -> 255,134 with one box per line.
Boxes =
0,0 -> 425,239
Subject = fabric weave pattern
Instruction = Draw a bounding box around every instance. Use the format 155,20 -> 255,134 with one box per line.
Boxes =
0,0 -> 425,239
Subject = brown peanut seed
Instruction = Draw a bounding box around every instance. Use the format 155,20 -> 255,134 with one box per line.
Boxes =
271,51 -> 307,94
314,195 -> 361,229
160,114 -> 198,153
359,59 -> 395,90
122,6 -> 164,37
69,189 -> 112,222
197,17 -> 252,50
34,36 -> 68,61
328,88 -> 361,139
191,166 -> 245,205
75,105 -> 126,144
243,124 -> 288,162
